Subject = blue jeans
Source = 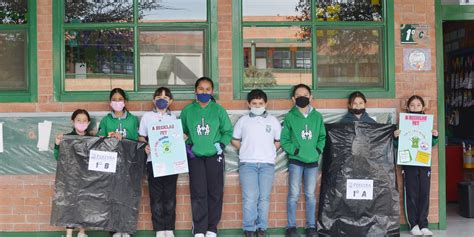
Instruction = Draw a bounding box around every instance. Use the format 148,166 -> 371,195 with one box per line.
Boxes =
239,162 -> 275,231
287,164 -> 318,228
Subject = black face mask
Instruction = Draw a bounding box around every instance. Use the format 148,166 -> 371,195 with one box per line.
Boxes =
295,96 -> 310,108
349,108 -> 366,115
408,111 -> 424,114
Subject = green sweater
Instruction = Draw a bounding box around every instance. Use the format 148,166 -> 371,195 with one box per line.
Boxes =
180,101 -> 233,157
281,106 -> 326,165
97,111 -> 139,141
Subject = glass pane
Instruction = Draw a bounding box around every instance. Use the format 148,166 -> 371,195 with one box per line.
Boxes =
139,31 -> 204,88
243,27 -> 312,89
0,0 -> 28,24
315,0 -> 383,22
0,31 -> 27,90
316,28 -> 383,87
139,0 -> 207,22
243,0 -> 311,22
65,0 -> 133,23
64,29 -> 134,91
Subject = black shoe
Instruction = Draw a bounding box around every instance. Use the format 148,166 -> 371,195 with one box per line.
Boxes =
244,230 -> 255,237
285,227 -> 300,237
257,229 -> 266,237
305,227 -> 317,237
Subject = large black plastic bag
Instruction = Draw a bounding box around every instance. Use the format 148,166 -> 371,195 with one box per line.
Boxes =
51,136 -> 146,233
318,123 -> 399,237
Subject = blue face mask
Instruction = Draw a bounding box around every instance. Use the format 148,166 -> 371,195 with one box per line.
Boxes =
155,98 -> 168,110
196,93 -> 212,103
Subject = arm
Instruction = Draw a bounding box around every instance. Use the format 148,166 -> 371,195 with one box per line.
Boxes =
316,118 -> 326,155
280,118 -> 298,155
96,118 -> 107,137
231,139 -> 241,150
180,111 -> 190,144
218,108 -> 233,146
432,129 -> 439,146
274,141 -> 281,150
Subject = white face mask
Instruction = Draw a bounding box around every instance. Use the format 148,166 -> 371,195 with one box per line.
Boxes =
250,107 -> 266,116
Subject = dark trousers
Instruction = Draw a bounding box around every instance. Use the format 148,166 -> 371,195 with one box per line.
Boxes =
188,154 -> 225,234
403,165 -> 431,229
147,162 -> 179,231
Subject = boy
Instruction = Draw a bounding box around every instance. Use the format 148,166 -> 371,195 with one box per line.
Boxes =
232,89 -> 281,237
280,84 -> 326,237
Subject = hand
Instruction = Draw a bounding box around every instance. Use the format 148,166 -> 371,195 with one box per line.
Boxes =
183,133 -> 188,141
432,129 -> 439,137
55,134 -> 64,145
108,132 -> 123,140
145,145 -> 150,155
394,130 -> 400,138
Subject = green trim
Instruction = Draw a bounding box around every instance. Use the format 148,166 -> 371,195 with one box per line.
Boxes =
0,0 -> 37,103
442,5 -> 474,20
436,0 -> 447,230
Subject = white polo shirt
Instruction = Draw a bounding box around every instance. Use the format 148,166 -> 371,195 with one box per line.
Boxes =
139,110 -> 177,162
232,112 -> 282,164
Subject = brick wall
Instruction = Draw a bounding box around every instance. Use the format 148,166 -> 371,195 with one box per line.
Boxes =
0,0 -> 441,232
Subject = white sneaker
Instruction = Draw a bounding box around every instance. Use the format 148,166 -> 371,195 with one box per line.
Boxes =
421,228 -> 433,236
112,233 -> 122,237
194,234 -> 205,237
205,231 -> 217,237
77,233 -> 88,237
410,225 -> 423,236
165,230 -> 175,237
156,231 -> 166,237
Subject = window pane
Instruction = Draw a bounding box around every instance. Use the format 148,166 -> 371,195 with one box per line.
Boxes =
0,31 -> 27,90
65,0 -> 133,23
316,28 -> 383,87
139,0 -> 207,23
139,31 -> 204,88
0,0 -> 28,24
315,0 -> 383,21
243,0 -> 310,22
243,27 -> 312,89
64,29 -> 134,91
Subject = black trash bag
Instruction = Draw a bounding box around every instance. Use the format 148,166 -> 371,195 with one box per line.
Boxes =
50,135 -> 146,233
317,122 -> 399,237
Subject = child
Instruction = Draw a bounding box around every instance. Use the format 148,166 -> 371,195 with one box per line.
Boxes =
231,89 -> 281,237
138,87 -> 178,237
180,77 -> 233,237
54,109 -> 92,237
394,95 -> 439,236
340,91 -> 376,123
280,84 -> 326,237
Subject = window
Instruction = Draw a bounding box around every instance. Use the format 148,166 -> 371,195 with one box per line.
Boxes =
234,0 -> 394,98
54,0 -> 215,101
0,0 -> 37,102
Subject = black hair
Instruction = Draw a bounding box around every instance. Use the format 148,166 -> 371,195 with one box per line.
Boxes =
153,87 -> 173,100
247,89 -> 268,103
109,88 -> 127,101
71,109 -> 91,121
348,91 -> 367,105
291,84 -> 312,97
194,77 -> 214,91
406,95 -> 425,111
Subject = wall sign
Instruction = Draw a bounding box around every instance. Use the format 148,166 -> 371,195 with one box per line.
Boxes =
401,24 -> 429,44
88,150 -> 118,173
403,48 -> 432,71
346,179 -> 374,200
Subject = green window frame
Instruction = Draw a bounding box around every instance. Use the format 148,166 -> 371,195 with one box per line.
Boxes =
53,0 -> 218,102
232,0 -> 395,99
0,0 -> 37,102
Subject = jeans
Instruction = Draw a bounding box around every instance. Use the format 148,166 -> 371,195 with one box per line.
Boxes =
287,164 -> 318,228
239,162 -> 275,231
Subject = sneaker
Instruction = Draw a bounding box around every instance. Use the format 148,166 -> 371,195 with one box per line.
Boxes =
194,234 -> 205,237
122,234 -> 131,237
77,233 -> 88,237
420,228 -> 433,236
285,227 -> 300,237
112,233 -> 121,237
205,231 -> 217,237
256,229 -> 266,237
165,230 -> 175,237
305,227 -> 317,237
156,231 -> 166,237
244,230 -> 255,237
410,225 -> 423,236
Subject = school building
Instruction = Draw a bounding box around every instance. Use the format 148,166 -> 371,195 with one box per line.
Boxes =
1,0 -> 474,236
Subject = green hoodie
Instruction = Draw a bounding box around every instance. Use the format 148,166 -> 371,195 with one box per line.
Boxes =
281,106 -> 326,165
97,111 -> 139,141
180,100 -> 233,157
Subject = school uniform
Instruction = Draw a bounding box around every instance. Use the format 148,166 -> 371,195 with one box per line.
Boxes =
97,110 -> 139,141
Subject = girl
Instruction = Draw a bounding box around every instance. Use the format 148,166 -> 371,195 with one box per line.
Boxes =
54,109 -> 92,237
138,87 -> 178,237
180,77 -> 233,237
394,95 -> 439,236
340,91 -> 376,123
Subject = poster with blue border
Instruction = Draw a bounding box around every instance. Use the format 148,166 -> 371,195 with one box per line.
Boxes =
397,113 -> 434,167
148,119 -> 188,177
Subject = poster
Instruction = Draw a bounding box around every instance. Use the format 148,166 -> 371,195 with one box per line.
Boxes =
148,119 -> 188,177
397,113 -> 434,167
403,48 -> 432,71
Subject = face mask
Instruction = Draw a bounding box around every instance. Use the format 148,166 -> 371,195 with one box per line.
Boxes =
250,107 -> 266,116
295,96 -> 310,108
110,101 -> 125,112
408,111 -> 424,114
196,93 -> 212,103
349,108 -> 366,115
155,98 -> 168,110
74,122 -> 89,133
